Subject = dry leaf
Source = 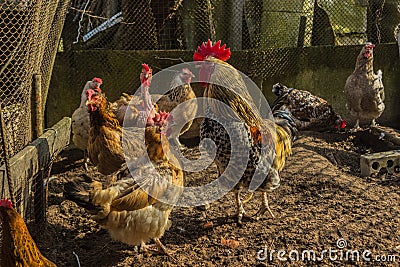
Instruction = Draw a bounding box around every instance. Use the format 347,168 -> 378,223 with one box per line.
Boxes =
203,221 -> 213,229
221,237 -> 239,249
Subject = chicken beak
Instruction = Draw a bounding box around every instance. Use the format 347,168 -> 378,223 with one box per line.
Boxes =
86,100 -> 96,111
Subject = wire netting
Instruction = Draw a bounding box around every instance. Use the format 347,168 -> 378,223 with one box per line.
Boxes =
0,0 -> 70,222
60,0 -> 400,87
64,0 -> 399,50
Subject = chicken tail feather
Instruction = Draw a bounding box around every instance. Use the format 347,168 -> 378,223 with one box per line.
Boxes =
273,110 -> 298,140
270,83 -> 294,112
63,174 -> 103,212
271,83 -> 294,96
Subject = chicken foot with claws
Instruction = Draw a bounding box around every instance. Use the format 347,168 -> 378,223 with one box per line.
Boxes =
236,190 -> 254,225
254,192 -> 275,220
140,239 -> 176,260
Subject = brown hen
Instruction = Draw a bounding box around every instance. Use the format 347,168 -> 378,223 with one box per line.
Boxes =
86,86 -> 154,176
0,198 -> 56,267
64,111 -> 183,257
86,89 -> 125,175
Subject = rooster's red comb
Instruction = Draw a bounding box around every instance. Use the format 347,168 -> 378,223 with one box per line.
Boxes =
0,198 -> 12,208
92,77 -> 103,84
142,63 -> 150,72
193,40 -> 231,62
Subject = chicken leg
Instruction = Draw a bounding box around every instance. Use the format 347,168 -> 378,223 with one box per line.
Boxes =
254,192 -> 275,220
351,119 -> 362,132
140,239 -> 175,259
235,189 -> 255,225
140,242 -> 153,257
83,150 -> 90,171
236,189 -> 246,225
154,238 -> 176,260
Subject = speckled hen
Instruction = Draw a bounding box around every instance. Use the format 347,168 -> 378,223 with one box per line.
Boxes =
271,83 -> 346,131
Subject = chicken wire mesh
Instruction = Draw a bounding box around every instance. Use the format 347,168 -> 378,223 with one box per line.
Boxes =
0,0 -> 70,223
64,0 -> 399,50
60,0 -> 400,84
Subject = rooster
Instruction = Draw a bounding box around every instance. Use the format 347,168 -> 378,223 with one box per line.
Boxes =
344,43 -> 385,131
0,198 -> 57,266
71,77 -> 103,170
271,83 -> 346,131
155,68 -> 196,147
112,63 -> 157,127
64,111 -> 183,257
193,40 -> 297,224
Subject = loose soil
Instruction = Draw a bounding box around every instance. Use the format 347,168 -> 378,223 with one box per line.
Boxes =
29,130 -> 400,266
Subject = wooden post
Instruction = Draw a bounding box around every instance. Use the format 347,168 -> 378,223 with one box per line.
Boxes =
0,104 -> 15,203
298,16 -> 307,47
231,0 -> 243,50
41,0 -> 71,113
32,74 -> 43,139
397,27 -> 400,56
355,0 -> 369,6
206,0 -> 216,41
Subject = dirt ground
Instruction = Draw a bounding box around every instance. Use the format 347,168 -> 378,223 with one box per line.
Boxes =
29,129 -> 400,266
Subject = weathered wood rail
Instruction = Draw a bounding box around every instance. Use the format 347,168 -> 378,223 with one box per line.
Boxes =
0,117 -> 71,219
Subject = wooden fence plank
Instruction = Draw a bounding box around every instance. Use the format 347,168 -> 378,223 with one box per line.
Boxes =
4,117 -> 71,217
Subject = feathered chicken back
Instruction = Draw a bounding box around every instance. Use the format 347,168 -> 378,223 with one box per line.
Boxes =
155,68 -> 197,145
271,83 -> 346,131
